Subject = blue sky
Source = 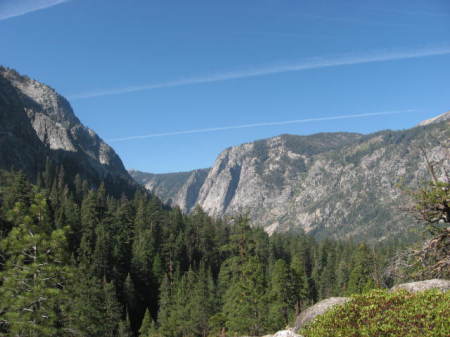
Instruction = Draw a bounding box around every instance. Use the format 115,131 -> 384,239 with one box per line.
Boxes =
1,0 -> 450,173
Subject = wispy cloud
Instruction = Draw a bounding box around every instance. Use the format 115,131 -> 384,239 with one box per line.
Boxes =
295,12 -> 413,28
375,8 -> 450,18
108,110 -> 413,142
0,0 -> 69,21
70,45 -> 450,100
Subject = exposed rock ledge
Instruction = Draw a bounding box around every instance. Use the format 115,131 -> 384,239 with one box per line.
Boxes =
262,330 -> 303,337
273,330 -> 303,337
390,279 -> 450,293
293,297 -> 350,332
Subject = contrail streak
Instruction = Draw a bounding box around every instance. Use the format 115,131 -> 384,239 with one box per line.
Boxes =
0,0 -> 70,21
70,45 -> 450,99
108,109 -> 414,142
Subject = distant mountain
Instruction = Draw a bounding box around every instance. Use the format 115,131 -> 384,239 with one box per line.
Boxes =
130,168 -> 210,210
0,66 -> 134,193
418,111 -> 450,126
131,118 -> 449,241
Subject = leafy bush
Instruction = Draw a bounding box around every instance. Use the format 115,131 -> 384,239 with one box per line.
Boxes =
301,289 -> 450,337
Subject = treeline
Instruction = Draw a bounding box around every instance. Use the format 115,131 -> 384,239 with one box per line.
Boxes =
0,168 -> 395,337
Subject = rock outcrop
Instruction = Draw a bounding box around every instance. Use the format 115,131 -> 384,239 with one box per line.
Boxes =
0,66 -> 134,193
131,168 -> 210,210
293,297 -> 351,332
131,116 -> 449,241
273,330 -> 303,337
391,279 -> 450,293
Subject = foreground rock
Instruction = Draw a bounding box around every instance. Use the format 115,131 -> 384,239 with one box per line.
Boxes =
391,279 -> 450,293
262,330 -> 304,337
269,279 -> 449,336
272,330 -> 303,337
293,297 -> 351,332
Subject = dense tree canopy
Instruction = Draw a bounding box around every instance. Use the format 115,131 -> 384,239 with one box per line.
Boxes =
0,168 -> 396,337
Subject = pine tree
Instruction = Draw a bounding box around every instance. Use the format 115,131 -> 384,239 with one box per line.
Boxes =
290,255 -> 310,314
79,190 -> 99,265
92,219 -> 114,279
73,173 -> 83,202
1,171 -> 32,212
347,244 -> 376,294
131,228 -> 155,307
139,309 -> 155,336
318,244 -> 337,298
152,253 -> 163,285
66,276 -> 122,337
124,273 -> 140,332
222,256 -> 267,336
104,280 -> 124,336
267,259 -> 296,330
0,191 -> 73,336
118,314 -> 133,337
111,197 -> 134,284
185,267 -> 216,337
157,274 -> 176,337
335,258 -> 351,294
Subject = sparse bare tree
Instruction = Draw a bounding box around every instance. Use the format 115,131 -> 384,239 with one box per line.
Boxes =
386,150 -> 449,283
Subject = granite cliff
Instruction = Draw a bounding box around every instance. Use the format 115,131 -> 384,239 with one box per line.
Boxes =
0,66 -> 134,193
131,117 -> 449,241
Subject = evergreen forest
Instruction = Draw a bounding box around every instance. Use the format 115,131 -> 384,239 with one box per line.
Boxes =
0,165 -> 400,337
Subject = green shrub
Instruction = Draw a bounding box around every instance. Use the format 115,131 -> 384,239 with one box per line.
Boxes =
302,289 -> 450,337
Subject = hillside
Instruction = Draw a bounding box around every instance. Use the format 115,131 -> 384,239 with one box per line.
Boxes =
0,66 -> 134,194
418,110 -> 450,126
131,120 -> 450,241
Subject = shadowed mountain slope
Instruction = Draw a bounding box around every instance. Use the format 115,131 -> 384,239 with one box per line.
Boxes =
0,66 -> 135,194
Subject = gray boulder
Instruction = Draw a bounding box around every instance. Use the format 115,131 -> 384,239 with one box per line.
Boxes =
272,330 -> 303,337
391,279 -> 450,293
293,297 -> 351,332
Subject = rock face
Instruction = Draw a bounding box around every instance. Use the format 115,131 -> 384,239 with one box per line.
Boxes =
130,168 -> 210,210
131,117 -> 449,241
293,297 -> 351,332
272,330 -> 303,337
391,279 -> 450,293
0,66 -> 133,192
417,111 -> 450,126
261,331 -> 304,337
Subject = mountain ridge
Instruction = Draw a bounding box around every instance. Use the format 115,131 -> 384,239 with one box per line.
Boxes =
418,110 -> 450,126
131,116 -> 450,241
0,66 -> 135,194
